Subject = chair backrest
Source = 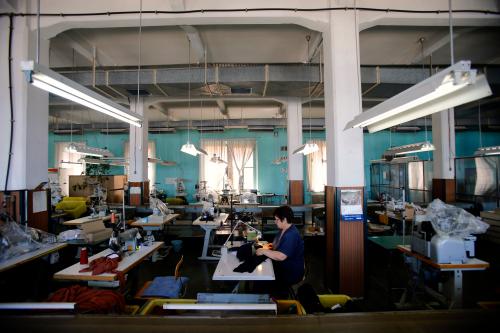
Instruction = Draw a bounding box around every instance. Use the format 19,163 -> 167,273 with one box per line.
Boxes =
174,255 -> 184,280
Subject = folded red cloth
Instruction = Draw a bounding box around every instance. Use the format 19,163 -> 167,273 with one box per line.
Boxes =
79,256 -> 121,275
48,285 -> 125,314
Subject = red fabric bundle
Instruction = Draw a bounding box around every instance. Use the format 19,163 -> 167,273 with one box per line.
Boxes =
79,256 -> 121,275
47,285 -> 125,314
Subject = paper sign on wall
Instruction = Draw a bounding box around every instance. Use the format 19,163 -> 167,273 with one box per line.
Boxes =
340,189 -> 363,221
33,191 -> 47,213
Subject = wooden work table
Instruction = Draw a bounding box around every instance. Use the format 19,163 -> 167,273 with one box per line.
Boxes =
63,214 -> 111,226
53,242 -> 163,283
0,243 -> 67,273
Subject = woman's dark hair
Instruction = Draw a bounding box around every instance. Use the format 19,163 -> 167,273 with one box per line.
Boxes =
274,205 -> 294,224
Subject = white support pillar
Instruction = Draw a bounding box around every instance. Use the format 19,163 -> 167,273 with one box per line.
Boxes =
286,97 -> 305,205
432,110 -> 455,179
128,96 -> 148,183
0,15 -> 49,191
323,7 -> 364,187
322,2 -> 365,297
286,97 -> 303,182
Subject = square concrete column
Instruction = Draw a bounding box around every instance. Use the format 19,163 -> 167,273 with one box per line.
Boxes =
432,110 -> 456,202
128,96 -> 149,205
286,97 -> 304,205
323,4 -> 365,297
0,14 -> 50,229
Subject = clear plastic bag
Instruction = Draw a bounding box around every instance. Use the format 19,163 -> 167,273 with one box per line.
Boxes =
0,220 -> 52,261
57,229 -> 88,242
425,199 -> 489,238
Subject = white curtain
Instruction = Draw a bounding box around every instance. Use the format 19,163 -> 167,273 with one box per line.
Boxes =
55,142 -> 85,196
227,139 -> 256,191
124,141 -> 156,186
200,139 -> 228,191
306,140 -> 327,192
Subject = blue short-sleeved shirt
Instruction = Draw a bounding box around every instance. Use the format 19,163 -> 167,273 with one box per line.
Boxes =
273,225 -> 304,285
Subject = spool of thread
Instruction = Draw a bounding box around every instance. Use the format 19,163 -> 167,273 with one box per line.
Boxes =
80,247 -> 88,265
111,212 -> 116,224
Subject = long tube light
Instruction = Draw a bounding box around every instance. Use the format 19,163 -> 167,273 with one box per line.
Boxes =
181,143 -> 208,156
293,142 -> 319,156
66,143 -> 114,158
475,146 -> 500,156
384,141 -> 435,156
21,61 -> 143,127
345,61 -> 492,133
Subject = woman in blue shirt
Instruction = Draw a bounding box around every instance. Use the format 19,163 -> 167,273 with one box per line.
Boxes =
256,205 -> 305,287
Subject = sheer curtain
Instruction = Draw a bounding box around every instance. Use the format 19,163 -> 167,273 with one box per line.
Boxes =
200,139 -> 228,190
124,141 -> 156,186
55,142 -> 85,196
306,140 -> 327,192
227,139 -> 256,191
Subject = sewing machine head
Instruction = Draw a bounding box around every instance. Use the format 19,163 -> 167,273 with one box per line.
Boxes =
430,235 -> 476,264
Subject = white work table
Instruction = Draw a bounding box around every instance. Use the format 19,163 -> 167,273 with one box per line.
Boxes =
398,244 -> 489,308
213,241 -> 275,281
53,242 -> 163,285
0,243 -> 67,273
130,213 -> 180,230
63,214 -> 111,226
193,213 -> 230,260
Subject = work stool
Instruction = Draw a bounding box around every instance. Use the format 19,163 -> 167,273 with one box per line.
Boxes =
135,255 -> 188,300
288,263 -> 309,300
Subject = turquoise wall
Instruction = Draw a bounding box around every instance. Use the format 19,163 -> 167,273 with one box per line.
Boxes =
49,130 -> 500,203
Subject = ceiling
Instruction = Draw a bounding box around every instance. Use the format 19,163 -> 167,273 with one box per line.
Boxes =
47,24 -> 500,130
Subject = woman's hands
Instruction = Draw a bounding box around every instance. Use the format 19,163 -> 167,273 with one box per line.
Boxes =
256,243 -> 273,256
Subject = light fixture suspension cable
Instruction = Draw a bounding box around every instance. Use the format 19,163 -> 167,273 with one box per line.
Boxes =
137,0 -> 142,98
187,38 -> 191,144
448,0 -> 454,171
307,35 -> 312,142
36,0 -> 40,63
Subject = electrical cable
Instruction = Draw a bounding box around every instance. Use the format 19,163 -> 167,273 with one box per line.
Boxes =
5,13 -> 14,192
0,7 -> 499,17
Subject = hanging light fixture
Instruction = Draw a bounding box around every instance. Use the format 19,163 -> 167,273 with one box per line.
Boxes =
474,101 -> 500,156
21,1 -> 142,127
293,35 -> 319,156
181,38 -> 207,156
384,141 -> 435,156
66,142 -> 114,158
346,0 -> 491,133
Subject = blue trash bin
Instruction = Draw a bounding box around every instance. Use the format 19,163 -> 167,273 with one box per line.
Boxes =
171,240 -> 183,253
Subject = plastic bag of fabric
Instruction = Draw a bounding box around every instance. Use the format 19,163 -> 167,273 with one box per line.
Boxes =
0,220 -> 45,261
425,199 -> 489,238
57,229 -> 88,242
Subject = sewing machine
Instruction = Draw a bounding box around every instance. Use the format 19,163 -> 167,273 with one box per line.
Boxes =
109,228 -> 141,253
412,220 -> 477,264
430,235 -> 476,264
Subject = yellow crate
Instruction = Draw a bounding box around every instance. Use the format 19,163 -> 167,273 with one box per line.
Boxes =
275,300 -> 306,315
138,298 -> 197,315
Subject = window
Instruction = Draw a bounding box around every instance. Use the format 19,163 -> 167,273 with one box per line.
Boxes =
306,140 -> 327,192
200,139 -> 256,192
124,141 -> 156,186
54,142 -> 85,196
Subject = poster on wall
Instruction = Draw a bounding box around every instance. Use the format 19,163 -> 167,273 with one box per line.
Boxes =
340,189 -> 363,221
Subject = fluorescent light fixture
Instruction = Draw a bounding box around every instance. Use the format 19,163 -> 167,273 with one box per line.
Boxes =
293,142 -> 319,156
384,141 -> 435,156
66,143 -> 114,158
345,61 -> 492,133
80,156 -> 128,166
147,157 -> 177,166
21,61 -> 142,127
53,129 -> 82,135
370,159 -> 389,164
475,146 -> 500,156
210,154 -> 227,164
100,128 -> 128,134
390,156 -> 420,164
180,143 -> 207,156
149,127 -> 176,133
